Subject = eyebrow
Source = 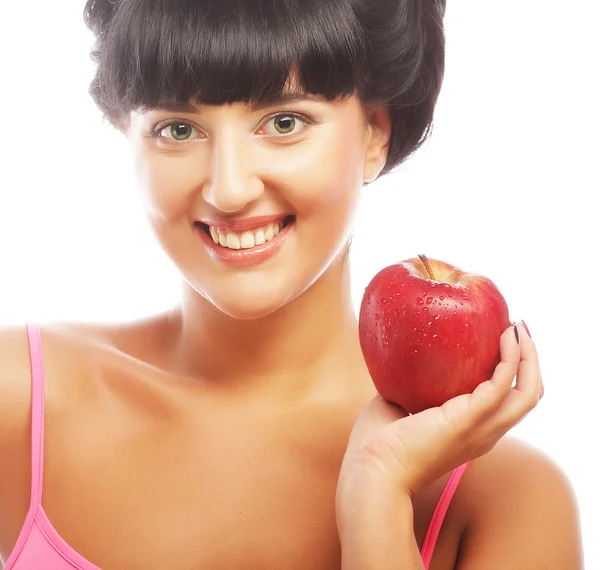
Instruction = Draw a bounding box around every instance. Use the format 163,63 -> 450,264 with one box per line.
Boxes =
155,93 -> 324,113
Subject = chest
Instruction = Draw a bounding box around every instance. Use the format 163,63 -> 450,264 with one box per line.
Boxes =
16,379 -> 462,570
39,399 -> 356,569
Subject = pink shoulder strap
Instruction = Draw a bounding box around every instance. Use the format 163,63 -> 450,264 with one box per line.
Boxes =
421,462 -> 469,569
25,323 -> 46,509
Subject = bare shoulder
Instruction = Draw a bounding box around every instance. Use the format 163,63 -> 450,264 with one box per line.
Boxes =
0,320 -> 136,560
456,435 -> 583,569
0,325 -> 34,434
0,321 -> 113,434
0,314 -> 177,426
464,435 -> 578,499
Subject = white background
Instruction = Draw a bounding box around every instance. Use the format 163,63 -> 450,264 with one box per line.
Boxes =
1,0 -> 598,566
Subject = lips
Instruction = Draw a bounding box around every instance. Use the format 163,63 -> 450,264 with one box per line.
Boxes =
196,214 -> 294,233
194,215 -> 295,268
196,216 -> 294,249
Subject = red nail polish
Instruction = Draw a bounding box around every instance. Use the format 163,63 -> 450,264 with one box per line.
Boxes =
521,320 -> 531,338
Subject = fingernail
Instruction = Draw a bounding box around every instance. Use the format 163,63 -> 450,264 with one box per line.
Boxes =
513,324 -> 520,344
521,320 -> 531,338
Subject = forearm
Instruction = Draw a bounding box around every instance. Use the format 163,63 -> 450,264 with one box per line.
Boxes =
337,482 -> 425,570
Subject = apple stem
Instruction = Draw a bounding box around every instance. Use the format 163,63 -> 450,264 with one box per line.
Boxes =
418,254 -> 436,281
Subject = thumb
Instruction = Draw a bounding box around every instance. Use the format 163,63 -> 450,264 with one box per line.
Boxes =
354,393 -> 409,433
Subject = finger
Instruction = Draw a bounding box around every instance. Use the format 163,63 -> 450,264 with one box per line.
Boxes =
466,324 -> 521,422
490,324 -> 522,392
491,321 -> 541,430
520,320 -> 543,399
353,394 -> 409,435
438,325 -> 520,436
512,321 -> 540,401
370,393 -> 409,422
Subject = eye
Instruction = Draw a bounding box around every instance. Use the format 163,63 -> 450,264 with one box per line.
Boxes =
153,122 -> 199,142
150,112 -> 314,144
261,113 -> 310,137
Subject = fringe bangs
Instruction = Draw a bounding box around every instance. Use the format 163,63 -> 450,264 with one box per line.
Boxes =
94,0 -> 367,117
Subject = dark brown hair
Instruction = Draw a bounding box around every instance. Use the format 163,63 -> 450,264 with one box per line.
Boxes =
84,0 -> 445,177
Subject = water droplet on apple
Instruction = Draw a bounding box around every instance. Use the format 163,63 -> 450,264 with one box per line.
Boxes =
422,292 -> 428,297
439,296 -> 445,300
434,315 -> 440,320
462,293 -> 469,300
448,292 -> 453,298
431,283 -> 438,288
413,349 -> 419,354
426,297 -> 433,305
433,334 -> 438,338
427,321 -> 433,326
453,311 -> 457,315
417,298 -> 424,305
375,313 -> 380,320
423,307 -> 429,312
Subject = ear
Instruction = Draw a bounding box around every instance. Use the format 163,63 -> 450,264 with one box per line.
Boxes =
362,106 -> 392,184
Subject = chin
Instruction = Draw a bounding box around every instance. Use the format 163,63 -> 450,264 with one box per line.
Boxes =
208,298 -> 289,321
199,283 -> 301,321
182,233 -> 344,321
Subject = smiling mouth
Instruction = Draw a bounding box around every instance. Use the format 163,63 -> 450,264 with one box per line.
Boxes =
196,215 -> 295,250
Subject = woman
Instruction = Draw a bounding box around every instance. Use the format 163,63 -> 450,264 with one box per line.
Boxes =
0,0 -> 583,568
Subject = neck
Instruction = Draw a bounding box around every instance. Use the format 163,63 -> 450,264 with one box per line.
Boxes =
168,256 -> 367,400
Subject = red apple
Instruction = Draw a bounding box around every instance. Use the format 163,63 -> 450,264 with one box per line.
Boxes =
358,254 -> 512,414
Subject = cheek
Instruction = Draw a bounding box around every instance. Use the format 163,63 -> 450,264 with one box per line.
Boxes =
134,150 -> 198,223
281,127 -> 366,214
280,126 -> 365,264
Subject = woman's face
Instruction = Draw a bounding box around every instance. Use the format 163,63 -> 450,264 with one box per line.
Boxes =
126,85 -> 391,319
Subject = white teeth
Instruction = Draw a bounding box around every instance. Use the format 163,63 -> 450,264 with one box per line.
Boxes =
226,233 -> 241,250
207,220 -> 287,250
240,231 -> 255,249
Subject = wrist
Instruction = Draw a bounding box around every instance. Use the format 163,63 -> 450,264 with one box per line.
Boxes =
336,475 -> 414,542
337,468 -> 412,508
337,487 -> 420,570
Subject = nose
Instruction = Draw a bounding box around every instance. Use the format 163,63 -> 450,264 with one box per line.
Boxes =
201,131 -> 265,214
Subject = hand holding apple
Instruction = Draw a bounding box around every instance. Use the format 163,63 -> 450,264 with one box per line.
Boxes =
358,254 -> 512,413
338,321 -> 541,501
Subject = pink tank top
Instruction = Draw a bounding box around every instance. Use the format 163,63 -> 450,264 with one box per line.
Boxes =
4,324 -> 468,569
